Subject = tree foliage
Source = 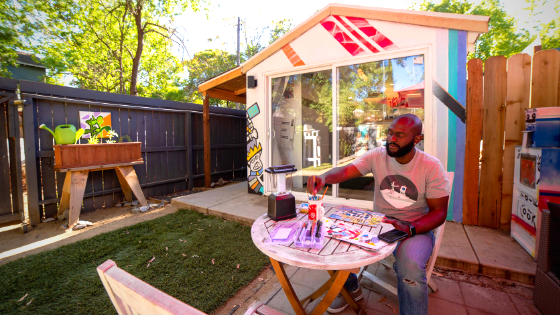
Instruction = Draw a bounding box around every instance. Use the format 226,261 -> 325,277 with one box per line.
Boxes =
8,0 -> 204,100
0,0 -> 36,77
184,19 -> 294,108
526,0 -> 560,50
414,0 -> 533,60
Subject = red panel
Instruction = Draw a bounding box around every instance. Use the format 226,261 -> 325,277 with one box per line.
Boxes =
320,20 -> 364,56
345,16 -> 396,49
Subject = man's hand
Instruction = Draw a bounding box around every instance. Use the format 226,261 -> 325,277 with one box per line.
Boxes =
382,217 -> 410,234
307,175 -> 325,195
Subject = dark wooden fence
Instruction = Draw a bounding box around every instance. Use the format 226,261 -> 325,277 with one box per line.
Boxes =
1,79 -> 246,226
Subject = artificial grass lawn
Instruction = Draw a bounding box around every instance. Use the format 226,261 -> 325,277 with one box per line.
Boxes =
0,209 -> 270,314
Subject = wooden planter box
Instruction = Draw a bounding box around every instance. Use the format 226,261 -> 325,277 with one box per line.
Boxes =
53,142 -> 143,170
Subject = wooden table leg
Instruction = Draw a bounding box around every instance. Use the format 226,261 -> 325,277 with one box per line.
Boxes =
270,258 -> 307,315
300,272 -> 339,306
309,270 -> 351,315
58,173 -> 72,215
115,166 -> 148,207
328,270 -> 360,313
68,171 -> 89,229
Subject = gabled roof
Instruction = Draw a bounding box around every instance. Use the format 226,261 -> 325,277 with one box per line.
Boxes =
198,3 -> 490,101
16,52 -> 46,69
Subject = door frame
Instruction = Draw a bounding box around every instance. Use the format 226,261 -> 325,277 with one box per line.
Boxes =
262,45 -> 432,202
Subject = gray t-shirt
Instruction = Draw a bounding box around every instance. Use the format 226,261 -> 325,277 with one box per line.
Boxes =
352,147 -> 450,222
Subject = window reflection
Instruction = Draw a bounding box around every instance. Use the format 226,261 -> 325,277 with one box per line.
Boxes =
271,70 -> 333,195
337,55 -> 425,201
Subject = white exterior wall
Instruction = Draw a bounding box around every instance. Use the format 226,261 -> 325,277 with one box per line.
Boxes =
246,17 -> 452,198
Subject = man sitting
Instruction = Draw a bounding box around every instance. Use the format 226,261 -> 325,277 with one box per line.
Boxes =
308,114 -> 450,315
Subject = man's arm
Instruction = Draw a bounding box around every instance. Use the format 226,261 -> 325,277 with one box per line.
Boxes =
307,164 -> 363,195
382,196 -> 449,235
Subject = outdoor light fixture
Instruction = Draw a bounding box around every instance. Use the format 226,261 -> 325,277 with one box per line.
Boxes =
247,76 -> 257,89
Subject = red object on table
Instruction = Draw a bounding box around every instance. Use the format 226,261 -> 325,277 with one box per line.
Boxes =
308,204 -> 317,220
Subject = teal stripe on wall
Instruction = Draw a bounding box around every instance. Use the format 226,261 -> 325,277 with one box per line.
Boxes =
447,30 -> 458,220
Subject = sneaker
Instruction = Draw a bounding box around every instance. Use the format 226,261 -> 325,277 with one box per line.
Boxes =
327,286 -> 363,313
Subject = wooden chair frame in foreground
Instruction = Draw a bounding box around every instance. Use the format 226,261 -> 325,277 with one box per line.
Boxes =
97,259 -> 280,315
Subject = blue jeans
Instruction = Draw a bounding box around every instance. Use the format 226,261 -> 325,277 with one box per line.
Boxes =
344,231 -> 435,315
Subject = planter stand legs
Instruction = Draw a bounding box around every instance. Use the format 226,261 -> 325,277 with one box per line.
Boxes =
57,163 -> 148,229
115,166 -> 148,207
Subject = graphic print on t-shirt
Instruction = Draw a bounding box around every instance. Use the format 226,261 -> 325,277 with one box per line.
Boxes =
379,175 -> 419,209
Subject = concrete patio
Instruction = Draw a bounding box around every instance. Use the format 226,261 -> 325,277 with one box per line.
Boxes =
172,182 -> 542,315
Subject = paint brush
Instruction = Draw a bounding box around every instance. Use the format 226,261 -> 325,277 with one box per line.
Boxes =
378,225 -> 383,236
321,186 -> 328,200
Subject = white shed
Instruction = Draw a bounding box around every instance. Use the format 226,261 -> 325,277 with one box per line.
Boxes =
199,4 -> 489,221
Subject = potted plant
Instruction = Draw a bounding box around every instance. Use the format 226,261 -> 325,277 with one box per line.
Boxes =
52,113 -> 143,170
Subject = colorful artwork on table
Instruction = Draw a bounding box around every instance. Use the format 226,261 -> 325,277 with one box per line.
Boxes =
328,207 -> 384,226
247,102 -> 264,195
323,219 -> 388,251
79,111 -> 111,138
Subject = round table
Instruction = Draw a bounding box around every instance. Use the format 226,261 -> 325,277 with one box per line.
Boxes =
251,204 -> 397,315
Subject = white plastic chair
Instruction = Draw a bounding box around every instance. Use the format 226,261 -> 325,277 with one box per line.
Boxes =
357,172 -> 455,295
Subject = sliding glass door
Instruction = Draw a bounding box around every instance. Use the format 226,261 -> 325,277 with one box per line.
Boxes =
270,69 -> 333,196
268,52 -> 426,201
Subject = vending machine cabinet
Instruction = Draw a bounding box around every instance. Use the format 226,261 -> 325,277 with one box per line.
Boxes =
513,146 -> 560,259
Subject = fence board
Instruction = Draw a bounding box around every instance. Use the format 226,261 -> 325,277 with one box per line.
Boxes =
145,111 -> 156,197
501,53 -> 532,230
463,58 -> 483,226
130,109 -> 148,197
0,104 -> 12,215
186,113 -> 193,190
531,49 -> 560,108
478,56 -> 507,228
22,97 -> 40,225
37,99 -> 58,218
52,102 -> 67,211
174,113 -> 186,192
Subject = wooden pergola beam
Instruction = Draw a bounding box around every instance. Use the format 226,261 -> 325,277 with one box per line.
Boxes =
234,88 -> 247,95
207,89 -> 246,104
198,67 -> 243,93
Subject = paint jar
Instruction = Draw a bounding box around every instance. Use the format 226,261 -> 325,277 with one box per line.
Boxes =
309,199 -> 324,220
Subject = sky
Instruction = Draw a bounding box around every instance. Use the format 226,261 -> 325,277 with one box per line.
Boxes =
172,0 -> 558,61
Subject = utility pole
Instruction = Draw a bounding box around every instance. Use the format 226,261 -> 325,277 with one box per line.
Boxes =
236,17 -> 241,66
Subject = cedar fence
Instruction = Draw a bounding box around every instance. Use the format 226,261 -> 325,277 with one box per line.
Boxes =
464,49 -> 560,230
0,78 -> 246,226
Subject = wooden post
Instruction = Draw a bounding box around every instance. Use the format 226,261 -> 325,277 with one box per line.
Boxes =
478,56 -> 507,228
7,100 -> 26,224
203,91 -> 211,188
501,54 -> 531,231
21,96 -> 41,226
185,112 -> 193,190
463,58 -> 483,226
531,49 -> 560,108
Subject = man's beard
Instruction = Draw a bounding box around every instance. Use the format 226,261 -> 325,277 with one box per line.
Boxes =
386,139 -> 416,157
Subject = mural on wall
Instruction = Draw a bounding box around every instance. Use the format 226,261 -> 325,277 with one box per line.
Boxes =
247,102 -> 264,195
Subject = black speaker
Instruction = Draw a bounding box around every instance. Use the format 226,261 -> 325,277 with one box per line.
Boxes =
247,76 -> 257,89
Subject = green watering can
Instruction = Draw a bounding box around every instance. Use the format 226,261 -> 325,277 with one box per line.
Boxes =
39,124 -> 77,145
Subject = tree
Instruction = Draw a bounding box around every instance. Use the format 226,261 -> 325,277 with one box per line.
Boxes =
184,49 -> 237,107
21,0 -> 203,98
184,18 -> 294,108
0,0 -> 36,77
526,0 -> 560,50
414,0 -> 533,60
